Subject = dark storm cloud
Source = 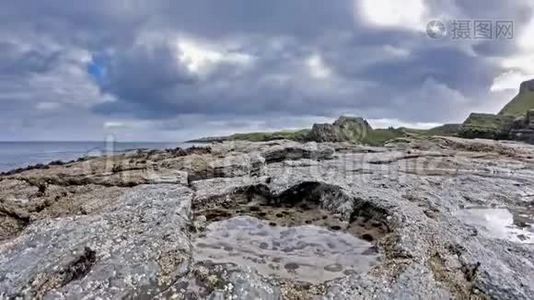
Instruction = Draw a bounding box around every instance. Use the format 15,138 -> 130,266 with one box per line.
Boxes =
0,0 -> 531,140
357,46 -> 498,95
446,0 -> 533,58
452,0 -> 531,20
93,44 -> 197,118
91,36 -> 353,118
88,32 -> 488,122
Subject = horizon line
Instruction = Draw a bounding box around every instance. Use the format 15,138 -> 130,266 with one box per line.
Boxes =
0,140 -> 190,144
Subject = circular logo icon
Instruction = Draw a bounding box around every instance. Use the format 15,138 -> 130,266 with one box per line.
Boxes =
426,20 -> 447,39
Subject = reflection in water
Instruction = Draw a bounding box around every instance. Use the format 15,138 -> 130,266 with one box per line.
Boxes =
456,208 -> 534,244
193,216 -> 380,284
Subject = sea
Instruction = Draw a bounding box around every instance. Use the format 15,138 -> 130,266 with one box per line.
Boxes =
0,141 -> 195,173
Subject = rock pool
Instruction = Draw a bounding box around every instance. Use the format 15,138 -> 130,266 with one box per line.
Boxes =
193,216 -> 380,284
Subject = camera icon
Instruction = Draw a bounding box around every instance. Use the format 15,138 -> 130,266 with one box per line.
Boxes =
426,20 -> 447,39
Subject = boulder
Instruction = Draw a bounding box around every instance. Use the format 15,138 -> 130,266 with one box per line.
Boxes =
308,116 -> 372,143
333,116 -> 373,142
308,123 -> 341,142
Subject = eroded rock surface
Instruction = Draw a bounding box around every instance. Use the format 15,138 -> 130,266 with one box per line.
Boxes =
0,185 -> 192,299
1,137 -> 534,299
308,116 -> 372,143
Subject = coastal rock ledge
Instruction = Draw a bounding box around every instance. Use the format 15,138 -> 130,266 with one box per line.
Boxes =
1,138 -> 534,299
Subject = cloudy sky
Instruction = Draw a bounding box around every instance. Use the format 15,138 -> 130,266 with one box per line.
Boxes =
1,1 -> 533,141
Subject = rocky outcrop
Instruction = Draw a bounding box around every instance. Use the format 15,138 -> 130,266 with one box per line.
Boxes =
1,138 -> 534,298
520,79 -> 534,92
459,113 -> 515,140
308,123 -> 339,142
509,109 -> 534,143
459,79 -> 534,143
460,108 -> 534,144
308,116 -> 372,143
499,79 -> 534,117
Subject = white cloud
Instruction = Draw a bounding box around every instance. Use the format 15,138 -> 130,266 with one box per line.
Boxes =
368,118 -> 441,129
0,0 -> 527,142
383,45 -> 411,58
0,42 -> 110,109
103,121 -> 129,130
390,78 -> 472,123
416,78 -> 469,104
306,54 -> 333,79
504,53 -> 534,74
492,2 -> 534,82
35,102 -> 61,111
490,71 -> 534,92
357,0 -> 427,31
518,18 -> 534,51
175,38 -> 253,76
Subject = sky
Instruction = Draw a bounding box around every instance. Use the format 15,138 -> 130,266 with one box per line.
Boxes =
1,0 -> 533,141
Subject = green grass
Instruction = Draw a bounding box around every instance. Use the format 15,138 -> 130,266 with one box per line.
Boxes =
458,113 -> 514,139
402,124 -> 461,137
462,113 -> 513,129
499,90 -> 534,117
423,124 -> 461,136
190,123 -> 461,146
227,128 -> 407,146
359,125 -> 461,146
361,128 -> 406,146
227,129 -> 311,142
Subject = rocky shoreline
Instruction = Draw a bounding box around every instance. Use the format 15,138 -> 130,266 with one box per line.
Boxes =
1,136 -> 534,299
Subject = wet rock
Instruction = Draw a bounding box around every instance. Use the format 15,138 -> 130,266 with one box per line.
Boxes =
192,216 -> 379,284
455,207 -> 534,243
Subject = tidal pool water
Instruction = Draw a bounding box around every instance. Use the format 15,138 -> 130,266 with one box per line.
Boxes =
192,216 -> 380,284
456,207 -> 534,244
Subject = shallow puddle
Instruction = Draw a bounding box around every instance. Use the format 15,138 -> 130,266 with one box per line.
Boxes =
456,207 -> 534,244
192,216 -> 380,284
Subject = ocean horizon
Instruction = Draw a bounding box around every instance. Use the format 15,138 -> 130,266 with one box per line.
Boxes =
0,141 -> 194,172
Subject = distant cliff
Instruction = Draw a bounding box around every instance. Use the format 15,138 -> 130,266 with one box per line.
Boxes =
459,79 -> 534,143
499,79 -> 534,117
459,113 -> 514,140
191,116 -> 459,146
